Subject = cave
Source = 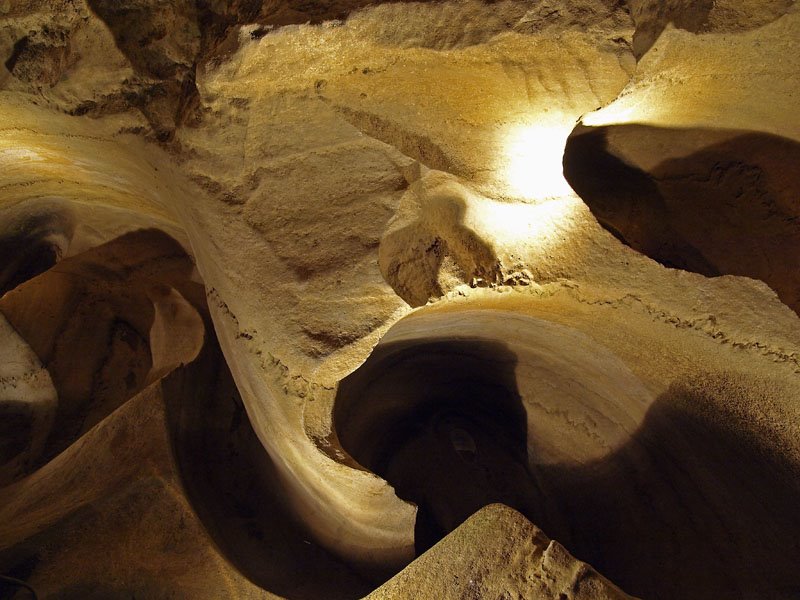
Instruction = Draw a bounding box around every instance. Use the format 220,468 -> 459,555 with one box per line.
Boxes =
335,336 -> 538,554
1,1 -> 800,599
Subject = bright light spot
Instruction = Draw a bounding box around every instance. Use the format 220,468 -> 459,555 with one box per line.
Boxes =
503,124 -> 575,200
580,97 -> 657,127
0,147 -> 44,163
465,195 -> 579,249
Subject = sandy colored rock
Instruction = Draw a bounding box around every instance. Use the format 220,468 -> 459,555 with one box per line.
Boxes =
0,0 -> 799,598
337,296 -> 800,598
0,314 -> 56,486
0,229 -> 205,474
368,504 -> 635,600
0,375 -> 277,600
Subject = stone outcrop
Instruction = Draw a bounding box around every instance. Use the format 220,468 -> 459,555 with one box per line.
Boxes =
368,504 -> 634,600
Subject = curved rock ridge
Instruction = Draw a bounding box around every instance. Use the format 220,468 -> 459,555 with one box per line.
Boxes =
367,292 -> 800,599
0,1 -> 799,598
334,310 -> 654,556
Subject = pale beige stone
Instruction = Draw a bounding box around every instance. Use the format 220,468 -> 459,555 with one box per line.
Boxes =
368,504 -> 635,600
0,1 -> 799,597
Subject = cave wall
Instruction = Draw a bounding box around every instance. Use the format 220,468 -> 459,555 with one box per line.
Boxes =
1,1 -> 799,599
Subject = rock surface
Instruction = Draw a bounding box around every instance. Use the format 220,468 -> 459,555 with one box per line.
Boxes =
1,0 -> 799,598
368,504 -> 635,600
0,375 -> 277,600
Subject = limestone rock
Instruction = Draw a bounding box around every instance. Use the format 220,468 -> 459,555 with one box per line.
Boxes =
368,504 -> 635,600
0,314 -> 56,486
0,374 -> 277,599
564,8 -> 800,313
1,1 -> 799,598
0,229 -> 204,474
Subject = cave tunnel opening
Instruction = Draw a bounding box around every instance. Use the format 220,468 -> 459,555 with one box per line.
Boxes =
0,228 -> 202,483
335,339 -> 547,555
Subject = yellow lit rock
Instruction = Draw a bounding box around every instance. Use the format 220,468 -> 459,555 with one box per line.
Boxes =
0,1 -> 799,599
502,123 -> 577,200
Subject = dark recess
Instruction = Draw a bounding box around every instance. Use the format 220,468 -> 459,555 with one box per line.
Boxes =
563,123 -> 800,314
335,331 -> 800,598
335,339 -> 549,554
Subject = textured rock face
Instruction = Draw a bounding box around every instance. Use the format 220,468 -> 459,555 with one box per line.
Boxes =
1,1 -> 799,599
367,504 -> 634,600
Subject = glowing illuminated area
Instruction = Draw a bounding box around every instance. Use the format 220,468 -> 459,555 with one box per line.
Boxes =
502,123 -> 576,200
465,194 -> 579,250
579,99 -> 650,127
0,147 -> 44,163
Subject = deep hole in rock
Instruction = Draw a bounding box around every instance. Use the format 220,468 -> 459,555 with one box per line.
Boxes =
334,313 -> 800,599
4,37 -> 29,74
0,240 -> 60,297
0,401 -> 33,462
335,339 -> 547,555
0,209 -> 75,297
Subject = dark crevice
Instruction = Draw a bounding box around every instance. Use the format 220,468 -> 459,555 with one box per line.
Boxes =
164,334 -> 373,600
0,242 -> 61,298
4,37 -> 29,74
335,339 -> 547,555
334,316 -> 800,598
564,123 -> 800,313
0,209 -> 75,298
0,403 -> 33,462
